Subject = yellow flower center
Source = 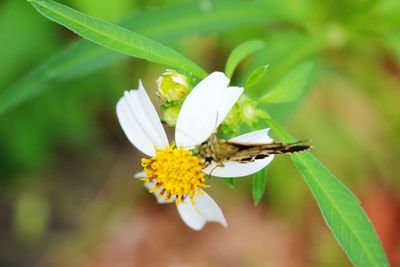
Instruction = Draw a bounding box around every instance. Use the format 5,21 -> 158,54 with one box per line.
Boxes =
141,145 -> 208,205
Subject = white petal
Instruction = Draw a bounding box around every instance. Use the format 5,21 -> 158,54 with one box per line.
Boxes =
228,128 -> 273,144
171,75 -> 186,85
143,181 -> 175,204
175,72 -> 243,147
203,156 -> 274,177
134,171 -> 146,178
177,190 -> 227,230
176,199 -> 206,230
116,81 -> 168,156
194,191 -> 227,227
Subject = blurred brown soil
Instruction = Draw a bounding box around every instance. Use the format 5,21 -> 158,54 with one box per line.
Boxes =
362,185 -> 400,267
64,202 -> 306,267
45,184 -> 400,267
33,147 -> 399,267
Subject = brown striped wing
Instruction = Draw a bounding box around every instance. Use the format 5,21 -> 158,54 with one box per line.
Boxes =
226,141 -> 311,163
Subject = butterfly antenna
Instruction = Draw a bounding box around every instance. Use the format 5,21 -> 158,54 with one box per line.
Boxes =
207,164 -> 220,179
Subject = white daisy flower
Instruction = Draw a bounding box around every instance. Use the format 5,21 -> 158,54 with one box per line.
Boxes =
116,72 -> 274,230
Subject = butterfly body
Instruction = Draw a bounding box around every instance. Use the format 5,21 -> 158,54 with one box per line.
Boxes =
197,133 -> 311,165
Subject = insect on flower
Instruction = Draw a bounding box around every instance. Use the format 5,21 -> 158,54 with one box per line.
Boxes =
197,130 -> 311,167
116,71 -> 309,230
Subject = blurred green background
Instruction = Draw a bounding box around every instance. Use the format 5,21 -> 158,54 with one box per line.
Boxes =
0,0 -> 399,266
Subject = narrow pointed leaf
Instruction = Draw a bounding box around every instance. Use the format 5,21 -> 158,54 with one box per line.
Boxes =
28,0 -> 207,78
225,40 -> 264,79
224,178 -> 236,188
252,169 -> 267,205
245,65 -> 269,89
265,118 -> 389,267
1,0 -> 281,115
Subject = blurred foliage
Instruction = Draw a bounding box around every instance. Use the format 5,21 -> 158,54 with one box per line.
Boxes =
13,191 -> 51,242
0,1 -> 58,90
0,0 -> 399,266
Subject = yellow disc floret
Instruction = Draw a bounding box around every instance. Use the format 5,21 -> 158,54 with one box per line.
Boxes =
141,145 -> 208,205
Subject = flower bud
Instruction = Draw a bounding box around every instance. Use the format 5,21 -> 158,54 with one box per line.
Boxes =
161,105 -> 180,127
220,104 -> 241,135
156,69 -> 189,101
220,95 -> 268,136
240,96 -> 258,124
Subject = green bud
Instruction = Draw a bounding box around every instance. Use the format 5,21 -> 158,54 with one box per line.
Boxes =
156,69 -> 189,101
161,105 -> 180,127
220,104 -> 241,135
239,96 -> 258,124
220,94 -> 268,136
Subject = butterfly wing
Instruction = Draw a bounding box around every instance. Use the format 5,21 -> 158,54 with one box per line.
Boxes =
226,141 -> 311,163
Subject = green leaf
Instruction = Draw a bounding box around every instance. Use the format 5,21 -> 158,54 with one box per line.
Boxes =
0,41 -> 124,115
244,33 -> 322,98
265,118 -> 389,267
224,178 -> 236,188
259,61 -> 315,103
252,168 -> 267,205
245,65 -> 269,89
28,0 -> 207,78
225,40 -> 264,79
1,0 -> 281,115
